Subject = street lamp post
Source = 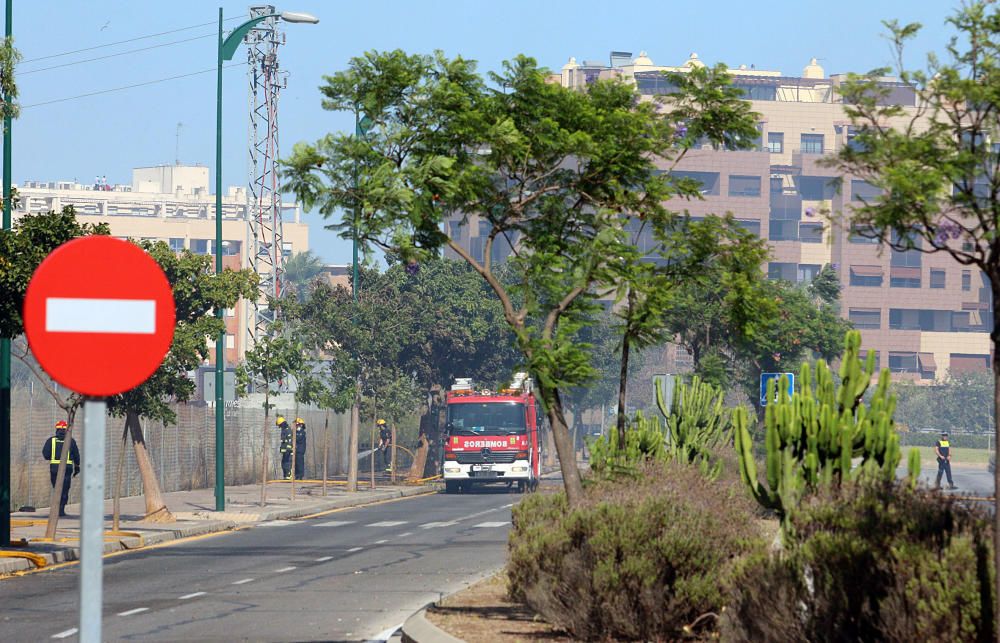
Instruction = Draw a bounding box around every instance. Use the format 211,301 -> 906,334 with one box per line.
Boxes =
214,7 -> 317,512
0,0 -> 11,547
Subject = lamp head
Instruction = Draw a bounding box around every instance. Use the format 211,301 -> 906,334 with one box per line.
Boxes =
280,11 -> 319,24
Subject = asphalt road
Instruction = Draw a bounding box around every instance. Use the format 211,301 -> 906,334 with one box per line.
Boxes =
0,487 -> 519,642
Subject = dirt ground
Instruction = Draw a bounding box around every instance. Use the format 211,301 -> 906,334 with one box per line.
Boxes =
425,574 -> 575,642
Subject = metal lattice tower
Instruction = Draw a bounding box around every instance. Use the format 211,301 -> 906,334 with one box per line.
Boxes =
245,5 -> 288,348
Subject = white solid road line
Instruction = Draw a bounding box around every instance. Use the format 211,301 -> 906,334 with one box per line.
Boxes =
46,298 -> 156,334
51,628 -> 78,639
366,520 -> 407,527
232,578 -> 254,585
472,521 -> 509,528
315,556 -> 334,562
275,566 -> 297,573
179,592 -> 207,600
314,520 -> 356,527
347,546 -> 363,553
118,607 -> 150,617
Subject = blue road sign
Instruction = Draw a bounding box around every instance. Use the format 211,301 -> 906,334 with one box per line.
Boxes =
760,372 -> 795,406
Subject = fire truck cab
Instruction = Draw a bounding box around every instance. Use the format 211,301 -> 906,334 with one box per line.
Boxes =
442,373 -> 540,494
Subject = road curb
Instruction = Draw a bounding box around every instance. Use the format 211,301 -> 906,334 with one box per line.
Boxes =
400,604 -> 466,643
0,485 -> 438,578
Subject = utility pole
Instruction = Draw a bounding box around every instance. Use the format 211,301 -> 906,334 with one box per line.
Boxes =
1,0 -> 13,547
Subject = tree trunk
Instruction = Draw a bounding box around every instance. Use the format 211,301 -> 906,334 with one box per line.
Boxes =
370,394 -> 377,490
347,387 -> 360,492
617,328 -> 632,447
43,416 -> 74,540
112,423 -> 128,532
126,411 -> 174,522
260,401 -> 270,507
990,273 -> 1000,633
322,410 -> 330,497
537,382 -> 584,506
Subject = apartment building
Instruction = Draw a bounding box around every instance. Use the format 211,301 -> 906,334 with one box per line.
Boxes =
448,51 -> 991,382
14,164 -> 309,366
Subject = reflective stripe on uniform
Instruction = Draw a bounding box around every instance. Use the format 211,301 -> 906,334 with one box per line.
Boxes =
49,438 -> 74,465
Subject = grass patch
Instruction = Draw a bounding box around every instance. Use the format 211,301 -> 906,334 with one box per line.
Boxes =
909,446 -> 991,465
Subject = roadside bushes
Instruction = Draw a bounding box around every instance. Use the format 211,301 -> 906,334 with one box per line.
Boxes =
507,456 -> 764,640
723,480 -> 995,642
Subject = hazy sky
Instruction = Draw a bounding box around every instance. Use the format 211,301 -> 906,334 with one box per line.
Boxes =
13,1 -> 958,263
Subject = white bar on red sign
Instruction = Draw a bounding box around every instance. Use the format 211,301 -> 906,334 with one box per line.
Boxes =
45,298 -> 157,334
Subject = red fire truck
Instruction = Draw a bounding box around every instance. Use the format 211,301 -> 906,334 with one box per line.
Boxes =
442,373 -> 540,494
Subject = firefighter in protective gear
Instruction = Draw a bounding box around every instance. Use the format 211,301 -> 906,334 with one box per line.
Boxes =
42,420 -> 80,517
278,416 -> 294,480
294,418 -> 307,479
377,419 -> 392,471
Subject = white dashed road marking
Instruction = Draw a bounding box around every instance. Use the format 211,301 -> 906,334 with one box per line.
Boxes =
314,520 -> 355,527
366,520 -> 407,527
473,521 -> 509,528
52,628 -> 78,639
374,539 -> 388,544
232,578 -> 254,585
347,546 -> 363,553
179,592 -> 206,600
398,532 -> 413,537
118,607 -> 149,617
258,520 -> 296,527
315,556 -> 333,562
419,521 -> 458,529
274,566 -> 297,573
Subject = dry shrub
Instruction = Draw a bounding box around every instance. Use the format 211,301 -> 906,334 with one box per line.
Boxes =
722,481 -> 995,642
507,454 -> 764,641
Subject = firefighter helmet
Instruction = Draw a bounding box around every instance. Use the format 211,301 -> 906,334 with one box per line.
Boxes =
55,420 -> 69,430
295,417 -> 304,425
276,415 -> 286,426
376,419 -> 386,425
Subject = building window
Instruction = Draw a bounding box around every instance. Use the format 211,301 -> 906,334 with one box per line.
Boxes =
888,351 -> 919,373
889,308 -> 958,331
962,270 -> 972,291
929,269 -> 946,289
729,175 -> 761,197
768,220 -> 798,241
767,262 -> 797,282
734,219 -> 761,236
851,180 -> 883,202
801,133 -> 825,154
225,334 -> 235,349
670,171 -> 721,196
221,240 -> 241,256
889,266 -> 921,288
890,234 -> 922,267
168,238 -> 184,252
282,242 -> 293,258
767,132 -> 784,153
950,353 -> 989,374
799,222 -> 824,243
799,176 -> 837,200
849,224 -> 880,244
190,239 -> 212,255
849,266 -> 883,287
798,264 -> 820,283
849,308 -> 881,329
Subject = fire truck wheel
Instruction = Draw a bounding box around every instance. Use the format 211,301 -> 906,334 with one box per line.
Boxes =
445,481 -> 459,494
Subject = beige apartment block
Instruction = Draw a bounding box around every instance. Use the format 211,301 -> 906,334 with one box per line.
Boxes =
14,165 -> 309,365
448,50 -> 990,384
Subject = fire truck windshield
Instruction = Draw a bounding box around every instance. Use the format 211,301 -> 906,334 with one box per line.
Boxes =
448,402 -> 526,436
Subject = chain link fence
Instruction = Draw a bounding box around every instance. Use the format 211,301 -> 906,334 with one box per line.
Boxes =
10,380 -> 351,511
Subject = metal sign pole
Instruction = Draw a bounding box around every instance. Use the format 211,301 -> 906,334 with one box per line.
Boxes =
80,398 -> 106,642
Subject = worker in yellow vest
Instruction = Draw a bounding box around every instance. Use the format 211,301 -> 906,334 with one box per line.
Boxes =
42,420 -> 81,516
935,432 -> 957,490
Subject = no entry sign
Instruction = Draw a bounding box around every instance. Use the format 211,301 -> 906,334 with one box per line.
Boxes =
23,236 -> 175,396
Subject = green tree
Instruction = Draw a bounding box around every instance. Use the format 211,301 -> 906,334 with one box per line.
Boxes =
0,209 -> 108,535
105,241 -> 257,521
238,320 -> 307,505
282,51 -> 758,505
895,370 -> 994,434
0,34 -> 19,122
283,250 -> 324,301
827,2 -> 1000,610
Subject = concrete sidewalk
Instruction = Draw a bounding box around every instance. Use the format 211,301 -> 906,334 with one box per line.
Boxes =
1,479 -> 438,576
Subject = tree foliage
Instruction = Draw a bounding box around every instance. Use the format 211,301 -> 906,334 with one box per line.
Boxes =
282,50 -> 760,505
895,370 -> 994,433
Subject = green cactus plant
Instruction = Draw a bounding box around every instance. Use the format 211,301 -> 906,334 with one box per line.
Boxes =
734,330 -> 903,519
658,375 -> 731,476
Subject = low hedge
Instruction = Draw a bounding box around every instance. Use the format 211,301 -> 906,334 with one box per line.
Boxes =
898,431 -> 992,449
723,481 -> 995,642
507,457 -> 765,640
